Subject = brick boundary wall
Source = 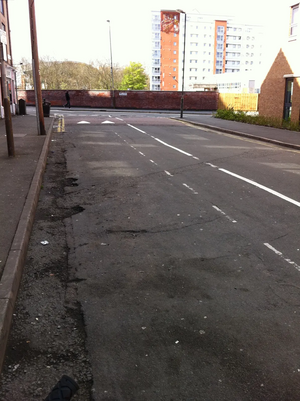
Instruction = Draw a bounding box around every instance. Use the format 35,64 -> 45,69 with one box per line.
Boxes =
17,90 -> 219,111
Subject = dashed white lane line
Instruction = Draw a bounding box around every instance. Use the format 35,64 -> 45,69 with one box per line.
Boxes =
182,183 -> 198,195
139,151 -> 145,156
165,170 -> 173,177
150,160 -> 158,166
212,205 -> 237,223
264,243 -> 300,272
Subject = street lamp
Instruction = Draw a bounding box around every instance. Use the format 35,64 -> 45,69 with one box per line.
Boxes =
177,10 -> 186,118
107,20 -> 115,108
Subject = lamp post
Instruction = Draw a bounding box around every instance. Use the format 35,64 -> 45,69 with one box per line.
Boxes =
177,10 -> 186,118
107,20 -> 115,108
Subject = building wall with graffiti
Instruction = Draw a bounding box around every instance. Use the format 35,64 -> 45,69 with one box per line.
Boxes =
160,11 -> 181,91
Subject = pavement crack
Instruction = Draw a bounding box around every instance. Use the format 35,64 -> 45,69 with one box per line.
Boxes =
105,217 -> 219,236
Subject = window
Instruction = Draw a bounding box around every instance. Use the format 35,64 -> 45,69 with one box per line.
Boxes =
173,50 -> 177,54
174,33 -> 177,37
1,22 -> 6,60
0,0 -> 4,15
173,67 -> 176,71
174,42 -> 177,46
173,59 -> 176,63
290,4 -> 299,36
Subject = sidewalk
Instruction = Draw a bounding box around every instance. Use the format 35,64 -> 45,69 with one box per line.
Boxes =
0,110 -> 300,374
176,114 -> 300,150
0,114 -> 54,373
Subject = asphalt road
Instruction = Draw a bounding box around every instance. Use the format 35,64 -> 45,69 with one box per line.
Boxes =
57,111 -> 300,400
2,110 -> 300,400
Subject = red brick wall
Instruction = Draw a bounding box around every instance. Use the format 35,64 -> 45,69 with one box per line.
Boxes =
259,49 -> 298,121
17,90 -> 218,111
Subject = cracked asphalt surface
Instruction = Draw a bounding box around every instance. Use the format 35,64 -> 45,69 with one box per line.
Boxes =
1,112 -> 300,400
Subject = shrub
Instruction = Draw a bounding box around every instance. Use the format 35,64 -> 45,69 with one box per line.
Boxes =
214,108 -> 300,132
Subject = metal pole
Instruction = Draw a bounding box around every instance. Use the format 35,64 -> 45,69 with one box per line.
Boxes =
180,12 -> 187,118
107,20 -> 115,108
0,42 -> 15,157
28,0 -> 45,135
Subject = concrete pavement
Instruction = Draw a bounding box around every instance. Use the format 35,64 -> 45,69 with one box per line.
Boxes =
0,114 -> 54,373
0,109 -> 299,375
177,113 -> 300,151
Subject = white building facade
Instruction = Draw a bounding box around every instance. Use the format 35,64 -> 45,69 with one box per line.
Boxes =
151,10 -> 264,93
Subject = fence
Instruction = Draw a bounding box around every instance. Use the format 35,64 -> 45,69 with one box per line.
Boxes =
218,93 -> 259,111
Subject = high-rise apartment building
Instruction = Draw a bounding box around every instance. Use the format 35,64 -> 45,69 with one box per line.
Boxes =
151,10 -> 264,92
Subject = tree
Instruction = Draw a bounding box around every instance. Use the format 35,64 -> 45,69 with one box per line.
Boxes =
18,58 -> 149,91
120,62 -> 149,90
94,61 -> 124,90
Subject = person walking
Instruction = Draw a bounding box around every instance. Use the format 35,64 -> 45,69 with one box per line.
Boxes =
64,91 -> 71,108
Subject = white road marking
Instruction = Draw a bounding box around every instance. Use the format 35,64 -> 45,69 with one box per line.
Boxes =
116,117 -> 124,121
150,160 -> 158,166
165,170 -> 173,177
139,151 -> 145,156
152,137 -> 193,157
127,124 -> 146,134
219,168 -> 300,208
102,120 -> 115,124
206,162 -> 218,168
127,124 -> 194,157
77,121 -> 90,124
264,243 -> 300,272
182,183 -> 198,194
212,205 -> 237,223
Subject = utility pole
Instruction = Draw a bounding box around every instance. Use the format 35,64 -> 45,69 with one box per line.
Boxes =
0,40 -> 15,157
107,20 -> 115,108
28,0 -> 45,135
177,10 -> 187,119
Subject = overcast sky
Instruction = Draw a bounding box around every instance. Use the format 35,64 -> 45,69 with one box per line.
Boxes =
8,0 -> 291,72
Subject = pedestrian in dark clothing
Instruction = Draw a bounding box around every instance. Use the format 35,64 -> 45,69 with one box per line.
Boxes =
65,91 -> 71,108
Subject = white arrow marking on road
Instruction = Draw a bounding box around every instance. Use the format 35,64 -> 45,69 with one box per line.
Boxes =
102,121 -> 115,124
77,121 -> 90,124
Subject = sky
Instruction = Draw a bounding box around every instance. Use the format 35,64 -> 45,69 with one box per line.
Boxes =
7,0 -> 291,73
